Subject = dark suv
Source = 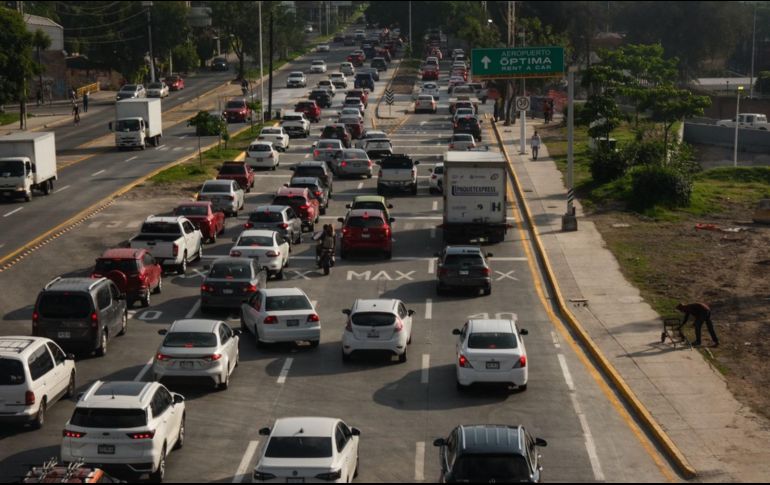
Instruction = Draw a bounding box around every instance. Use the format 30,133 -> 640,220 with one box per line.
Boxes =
309,89 -> 332,108
371,57 -> 388,72
453,116 -> 483,141
244,205 -> 303,245
435,246 -> 493,296
290,161 -> 334,197
33,277 -> 128,357
434,425 -> 548,483
354,73 -> 375,91
321,124 -> 352,148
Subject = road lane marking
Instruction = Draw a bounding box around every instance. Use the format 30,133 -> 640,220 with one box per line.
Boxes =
428,258 -> 435,274
232,440 -> 260,483
3,207 -> 24,217
185,300 -> 201,319
125,156 -> 138,162
134,357 -> 154,382
551,331 -> 561,349
277,358 -> 293,384
421,355 -> 430,384
425,299 -> 432,320
414,441 -> 425,481
91,169 -> 105,176
404,222 -> 415,230
155,144 -> 167,150
357,182 -> 364,189
432,201 -> 438,211
557,354 -> 575,391
55,185 -> 71,193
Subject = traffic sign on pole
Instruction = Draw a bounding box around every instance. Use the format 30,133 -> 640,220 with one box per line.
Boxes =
471,46 -> 565,79
385,89 -> 395,105
515,96 -> 530,112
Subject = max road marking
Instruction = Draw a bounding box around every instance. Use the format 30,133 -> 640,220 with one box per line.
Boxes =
347,270 -> 415,281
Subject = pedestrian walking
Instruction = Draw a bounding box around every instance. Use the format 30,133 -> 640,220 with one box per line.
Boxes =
543,100 -> 552,124
82,91 -> 89,113
530,131 -> 541,160
72,102 -> 81,125
676,302 -> 719,347
70,87 -> 77,103
493,99 -> 500,122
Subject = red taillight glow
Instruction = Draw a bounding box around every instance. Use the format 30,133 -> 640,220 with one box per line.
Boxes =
307,314 -> 320,322
90,312 -> 99,328
172,244 -> 179,257
279,223 -> 289,229
204,354 -> 222,362
156,353 -> 172,361
394,320 -> 404,332
516,355 -> 527,368
244,223 -> 253,229
230,250 -> 242,257
128,431 -> 156,440
245,284 -> 258,293
32,311 -> 39,328
63,430 -> 86,438
314,150 -> 320,157
266,251 -> 280,258
25,391 -> 35,406
201,284 -> 214,293
299,205 -> 309,211
314,191 -> 321,196
264,316 -> 278,324
482,268 -> 491,276
340,161 -> 347,167
459,355 -> 472,368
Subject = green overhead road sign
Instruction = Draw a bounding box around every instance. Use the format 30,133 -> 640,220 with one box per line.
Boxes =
471,46 -> 565,79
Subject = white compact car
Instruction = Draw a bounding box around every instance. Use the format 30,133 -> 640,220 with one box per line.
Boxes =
240,288 -> 320,347
429,162 -> 444,194
286,71 -> 307,88
421,82 -> 440,100
153,319 -> 240,390
454,319 -> 529,391
342,299 -> 414,363
230,229 -> 290,279
0,337 -> 76,429
258,126 -> 290,152
449,133 -> 477,151
317,80 -> 337,97
246,141 -> 280,170
197,179 -> 245,217
253,417 -> 360,483
61,380 -> 185,482
310,60 -> 328,73
146,81 -> 169,98
317,43 -> 330,52
329,72 -> 348,89
340,62 -> 355,76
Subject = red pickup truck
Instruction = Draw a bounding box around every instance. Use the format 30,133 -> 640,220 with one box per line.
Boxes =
217,161 -> 255,191
173,201 -> 226,243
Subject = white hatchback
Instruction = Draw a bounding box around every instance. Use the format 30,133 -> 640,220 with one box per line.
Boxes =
258,127 -> 290,152
454,319 -> 529,391
229,229 -> 290,279
341,299 -> 414,363
240,288 -> 321,347
310,60 -> 327,73
253,417 -> 360,483
246,141 -> 280,170
449,133 -> 476,151
340,62 -> 355,76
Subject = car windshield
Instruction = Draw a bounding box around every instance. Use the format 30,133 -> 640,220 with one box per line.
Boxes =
265,295 -> 312,311
115,119 -> 141,132
0,359 -> 25,385
237,235 -> 274,247
249,144 -> 272,152
226,101 -> 245,109
283,116 -> 302,122
353,201 -> 385,212
367,141 -> 391,149
0,161 -> 24,177
340,117 -> 360,125
175,205 -> 208,217
272,196 -> 306,208
381,158 -> 413,169
70,408 -> 147,429
201,183 -> 230,194
343,150 -> 368,159
148,83 -> 163,89
452,134 -> 474,141
208,262 -> 251,279
346,216 -> 384,228
265,437 -> 332,458
289,73 -> 303,78
351,312 -> 396,327
452,454 -> 531,481
344,98 -> 361,105
250,211 -> 283,223
120,85 -> 137,92
38,293 -> 91,319
141,221 -> 181,234
457,118 -> 479,128
263,129 -> 280,135
468,332 -> 518,350
313,61 -> 324,65
444,254 -> 484,266
219,165 -> 244,175
295,167 -> 325,178
163,331 -> 217,348
95,259 -> 140,274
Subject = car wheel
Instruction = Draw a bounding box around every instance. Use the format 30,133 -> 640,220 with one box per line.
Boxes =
398,347 -> 408,363
153,277 -> 162,294
197,243 -> 204,262
178,254 -> 188,275
518,384 -> 528,392
141,290 -> 151,308
340,248 -> 347,259
218,367 -> 230,390
65,372 -> 76,399
150,445 -> 166,482
384,250 -> 392,260
276,268 -> 284,280
411,184 -> 418,196
174,415 -> 185,450
32,398 -> 46,429
118,311 -> 127,336
96,331 -> 108,357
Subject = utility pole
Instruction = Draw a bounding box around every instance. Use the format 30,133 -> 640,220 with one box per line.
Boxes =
258,0 -> 264,123
562,66 -> 578,232
519,25 -> 526,154
142,2 -> 156,82
734,86 -> 744,167
504,0 -> 515,125
750,4 -> 757,99
408,1 -> 412,54
267,9 -> 274,119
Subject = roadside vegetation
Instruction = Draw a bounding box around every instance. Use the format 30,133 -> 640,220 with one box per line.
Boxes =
0,112 -> 20,126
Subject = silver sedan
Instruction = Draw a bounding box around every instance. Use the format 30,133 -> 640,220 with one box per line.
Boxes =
334,148 -> 373,178
197,179 -> 245,217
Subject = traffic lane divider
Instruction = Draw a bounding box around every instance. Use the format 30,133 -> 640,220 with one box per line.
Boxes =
490,119 -> 696,479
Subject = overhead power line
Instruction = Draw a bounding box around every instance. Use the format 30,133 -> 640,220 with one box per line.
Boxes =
63,8 -> 145,31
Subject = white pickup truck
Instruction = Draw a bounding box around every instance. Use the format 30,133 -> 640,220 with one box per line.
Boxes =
377,154 -> 420,196
717,113 -> 768,130
280,112 -> 311,138
129,216 -> 204,274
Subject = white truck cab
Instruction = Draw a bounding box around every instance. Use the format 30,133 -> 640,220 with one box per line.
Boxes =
0,132 -> 58,202
109,98 -> 163,150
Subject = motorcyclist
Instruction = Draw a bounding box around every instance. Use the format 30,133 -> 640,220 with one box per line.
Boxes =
315,224 -> 336,266
241,78 -> 249,96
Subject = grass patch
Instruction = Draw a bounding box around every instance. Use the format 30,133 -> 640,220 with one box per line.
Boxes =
0,112 -> 20,126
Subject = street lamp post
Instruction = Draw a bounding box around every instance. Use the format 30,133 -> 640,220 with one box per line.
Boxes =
142,1 -> 156,83
734,86 -> 744,167
750,4 -> 757,99
258,1 -> 264,123
562,66 -> 578,232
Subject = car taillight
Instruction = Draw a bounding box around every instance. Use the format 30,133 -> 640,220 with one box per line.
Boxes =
127,431 -> 156,439
459,354 -> 473,368
342,227 -> 350,236
230,250 -> 242,257
314,191 -> 321,197
394,320 -> 404,332
279,223 -> 289,229
201,284 -> 214,293
32,311 -> 39,328
203,354 -> 222,362
266,250 -> 280,258
172,243 -> 179,257
156,353 -> 172,361
267,152 -> 273,158
315,470 -> 342,481
264,316 -> 278,324
244,223 -> 253,229
25,391 -> 35,406
340,161 -> 347,167
368,160 -> 373,167
411,169 -> 416,178
299,204 -> 309,212
314,150 -> 320,157
90,312 -> 99,328
431,174 -> 437,179
482,268 -> 491,276
515,355 -> 527,368
228,195 -> 234,201
449,144 -> 454,149
307,314 -> 320,323
63,430 -> 86,438
438,267 -> 449,277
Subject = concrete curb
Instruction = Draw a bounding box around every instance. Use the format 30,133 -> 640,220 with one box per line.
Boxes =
490,119 -> 698,479
374,59 -> 404,121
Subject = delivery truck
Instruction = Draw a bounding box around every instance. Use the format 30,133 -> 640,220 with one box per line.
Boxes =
442,151 -> 509,244
109,98 -> 163,150
0,132 -> 57,202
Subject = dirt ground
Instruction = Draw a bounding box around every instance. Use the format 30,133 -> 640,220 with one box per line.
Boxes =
591,200 -> 770,419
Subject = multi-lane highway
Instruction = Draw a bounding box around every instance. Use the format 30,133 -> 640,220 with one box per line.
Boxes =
0,33 -> 674,483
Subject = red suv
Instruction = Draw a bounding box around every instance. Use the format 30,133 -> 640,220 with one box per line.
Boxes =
346,89 -> 369,107
166,75 -> 185,91
223,98 -> 252,123
422,66 -> 439,81
347,52 -> 364,66
91,248 -> 162,308
217,161 -> 254,191
272,187 -> 320,232
295,100 -> 322,123
174,201 -> 225,243
338,209 -> 394,259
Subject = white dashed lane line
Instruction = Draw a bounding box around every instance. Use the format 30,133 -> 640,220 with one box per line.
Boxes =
185,300 -> 201,319
232,440 -> 260,483
277,358 -> 293,384
91,169 -> 106,176
3,207 -> 23,218
55,185 -> 71,193
414,441 -> 426,481
424,299 -> 433,320
125,156 -> 138,162
134,357 -> 154,382
421,354 -> 430,384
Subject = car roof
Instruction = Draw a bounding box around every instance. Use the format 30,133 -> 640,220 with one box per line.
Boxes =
468,319 -> 517,333
250,140 -> 273,147
352,298 -> 399,313
43,277 -> 104,293
276,186 -> 310,196
272,417 -> 338,437
445,245 -> 483,255
99,248 -> 146,260
0,336 -> 48,358
353,195 -> 387,204
78,381 -> 157,409
457,425 -> 525,455
289,71 -> 304,76
169,319 -> 222,333
239,229 -> 278,239
290,176 -> 322,185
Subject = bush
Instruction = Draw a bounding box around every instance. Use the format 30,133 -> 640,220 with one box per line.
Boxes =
590,147 -> 628,183
187,111 -> 225,137
624,139 -> 666,167
629,165 -> 692,210
172,41 -> 200,74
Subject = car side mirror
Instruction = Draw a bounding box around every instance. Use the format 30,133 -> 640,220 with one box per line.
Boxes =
519,329 -> 529,336
337,217 -> 344,223
452,329 -> 462,335
433,438 -> 446,447
388,204 -> 394,209
173,394 -> 185,405
342,309 -> 351,315
233,329 -> 242,337
486,253 -> 493,258
535,438 -> 548,447
413,161 -> 420,165
345,204 -> 352,209
66,353 -> 76,361
407,309 -> 415,316
259,427 -> 271,436
351,427 -> 361,436
158,329 -> 168,336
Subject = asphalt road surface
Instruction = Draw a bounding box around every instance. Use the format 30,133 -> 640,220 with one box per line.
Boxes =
0,37 -> 673,483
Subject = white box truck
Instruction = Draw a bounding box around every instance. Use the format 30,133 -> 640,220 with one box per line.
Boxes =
442,151 -> 509,244
109,98 -> 163,150
0,132 -> 57,202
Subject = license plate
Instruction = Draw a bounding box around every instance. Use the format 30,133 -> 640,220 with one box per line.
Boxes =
361,234 -> 370,239
181,361 -> 194,369
486,362 -> 500,370
287,319 -> 299,327
222,289 -> 234,295
98,445 -> 115,455
58,332 -> 71,339
368,330 -> 379,338
459,270 -> 469,276
287,479 -> 305,484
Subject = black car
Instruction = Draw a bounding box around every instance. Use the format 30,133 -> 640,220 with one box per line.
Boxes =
453,116 -> 483,141
359,67 -> 380,82
354,73 -> 375,91
290,161 -> 333,197
371,57 -> 388,72
321,124 -> 353,148
434,425 -> 547,483
212,57 -> 229,71
435,246 -> 493,296
309,89 -> 332,108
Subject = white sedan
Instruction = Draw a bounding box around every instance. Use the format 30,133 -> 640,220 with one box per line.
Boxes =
310,60 -> 328,73
454,319 -> 529,391
153,319 -> 240,390
246,141 -> 279,170
258,126 -> 290,152
253,417 -> 360,483
421,82 -> 440,100
146,81 -> 169,98
240,288 -> 320,347
449,133 -> 477,151
317,43 -> 331,52
342,299 -> 414,363
229,229 -> 290,279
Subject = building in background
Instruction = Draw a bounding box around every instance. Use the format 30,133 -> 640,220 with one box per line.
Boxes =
24,14 -> 67,101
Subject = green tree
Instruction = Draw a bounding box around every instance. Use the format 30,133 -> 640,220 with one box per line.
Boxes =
210,1 -> 261,79
647,86 -> 711,158
32,29 -> 52,105
0,8 -> 37,129
150,1 -> 191,76
172,40 -> 199,74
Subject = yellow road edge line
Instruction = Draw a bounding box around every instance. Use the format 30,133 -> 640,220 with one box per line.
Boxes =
491,120 -> 696,479
0,125 -> 254,271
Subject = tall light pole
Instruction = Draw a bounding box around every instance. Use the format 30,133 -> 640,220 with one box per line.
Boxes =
750,4 -> 757,99
504,0 -> 516,125
734,86 -> 744,167
519,26 -> 526,155
142,2 -> 156,82
562,66 -> 578,232
258,0 -> 264,123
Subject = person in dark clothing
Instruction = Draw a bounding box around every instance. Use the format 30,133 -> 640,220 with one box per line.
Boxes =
676,302 -> 719,346
83,91 -> 89,113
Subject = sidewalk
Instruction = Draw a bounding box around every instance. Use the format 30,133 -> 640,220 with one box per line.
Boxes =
499,119 -> 770,482
1,90 -> 117,134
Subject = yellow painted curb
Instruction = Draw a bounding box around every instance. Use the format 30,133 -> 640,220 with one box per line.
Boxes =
491,120 -> 697,479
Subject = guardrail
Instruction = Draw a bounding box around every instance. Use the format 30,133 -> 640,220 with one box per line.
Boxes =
77,83 -> 99,98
